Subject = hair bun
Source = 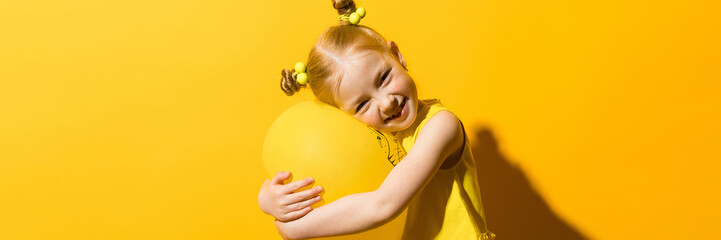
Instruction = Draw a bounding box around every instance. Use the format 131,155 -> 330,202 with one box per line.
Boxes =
332,0 -> 356,15
280,68 -> 303,96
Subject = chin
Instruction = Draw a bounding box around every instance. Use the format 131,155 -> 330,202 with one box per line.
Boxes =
400,103 -> 417,129
375,98 -> 419,133
389,103 -> 417,133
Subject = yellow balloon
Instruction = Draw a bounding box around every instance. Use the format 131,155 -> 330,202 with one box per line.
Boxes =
263,100 -> 407,240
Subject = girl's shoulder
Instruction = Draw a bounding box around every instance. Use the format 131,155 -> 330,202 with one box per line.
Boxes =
400,99 -> 464,158
417,98 -> 455,124
396,99 -> 460,140
417,98 -> 445,117
418,98 -> 442,109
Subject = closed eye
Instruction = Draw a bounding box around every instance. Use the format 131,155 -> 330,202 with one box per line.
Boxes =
356,100 -> 368,113
379,69 -> 390,86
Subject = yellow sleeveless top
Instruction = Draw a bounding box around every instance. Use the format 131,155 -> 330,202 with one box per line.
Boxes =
393,99 -> 495,240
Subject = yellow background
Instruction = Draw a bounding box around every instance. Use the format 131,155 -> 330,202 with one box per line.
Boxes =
1,0 -> 719,239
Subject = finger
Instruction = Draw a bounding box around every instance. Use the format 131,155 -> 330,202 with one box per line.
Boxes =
283,177 -> 314,193
270,171 -> 291,185
288,186 -> 324,203
281,206 -> 313,222
287,195 -> 322,212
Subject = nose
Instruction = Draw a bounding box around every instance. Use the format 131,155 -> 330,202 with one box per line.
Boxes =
380,95 -> 398,117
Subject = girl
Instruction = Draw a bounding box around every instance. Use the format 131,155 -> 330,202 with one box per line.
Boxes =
258,1 -> 495,239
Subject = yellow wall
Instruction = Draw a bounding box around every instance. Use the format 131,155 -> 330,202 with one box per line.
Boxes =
1,0 -> 719,239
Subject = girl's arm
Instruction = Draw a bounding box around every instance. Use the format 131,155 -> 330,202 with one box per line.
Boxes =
275,111 -> 464,240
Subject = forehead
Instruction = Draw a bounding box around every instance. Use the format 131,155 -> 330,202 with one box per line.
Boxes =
342,50 -> 386,79
335,51 -> 388,110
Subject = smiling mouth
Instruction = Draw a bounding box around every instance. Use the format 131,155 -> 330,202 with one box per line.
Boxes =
385,98 -> 406,123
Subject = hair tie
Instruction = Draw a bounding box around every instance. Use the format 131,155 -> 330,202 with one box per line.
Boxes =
339,7 -> 366,25
294,62 -> 308,85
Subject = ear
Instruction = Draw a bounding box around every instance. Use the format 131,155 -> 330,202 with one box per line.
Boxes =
387,41 -> 407,70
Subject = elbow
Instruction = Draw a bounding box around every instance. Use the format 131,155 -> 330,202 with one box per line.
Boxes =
275,221 -> 305,240
277,228 -> 300,240
372,192 -> 404,226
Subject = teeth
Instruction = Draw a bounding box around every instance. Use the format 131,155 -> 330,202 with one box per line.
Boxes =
388,100 -> 404,120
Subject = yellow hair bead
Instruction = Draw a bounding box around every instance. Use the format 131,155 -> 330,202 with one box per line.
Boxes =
349,12 -> 361,25
340,6 -> 366,25
294,62 -> 306,73
356,7 -> 366,18
297,72 -> 308,85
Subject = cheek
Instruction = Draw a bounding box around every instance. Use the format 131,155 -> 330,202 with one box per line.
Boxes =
386,80 -> 405,94
393,75 -> 414,93
356,113 -> 378,126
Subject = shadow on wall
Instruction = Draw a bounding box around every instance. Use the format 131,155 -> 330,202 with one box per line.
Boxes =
472,126 -> 589,240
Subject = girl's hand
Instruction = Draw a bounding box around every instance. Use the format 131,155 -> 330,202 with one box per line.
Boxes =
258,171 -> 324,222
